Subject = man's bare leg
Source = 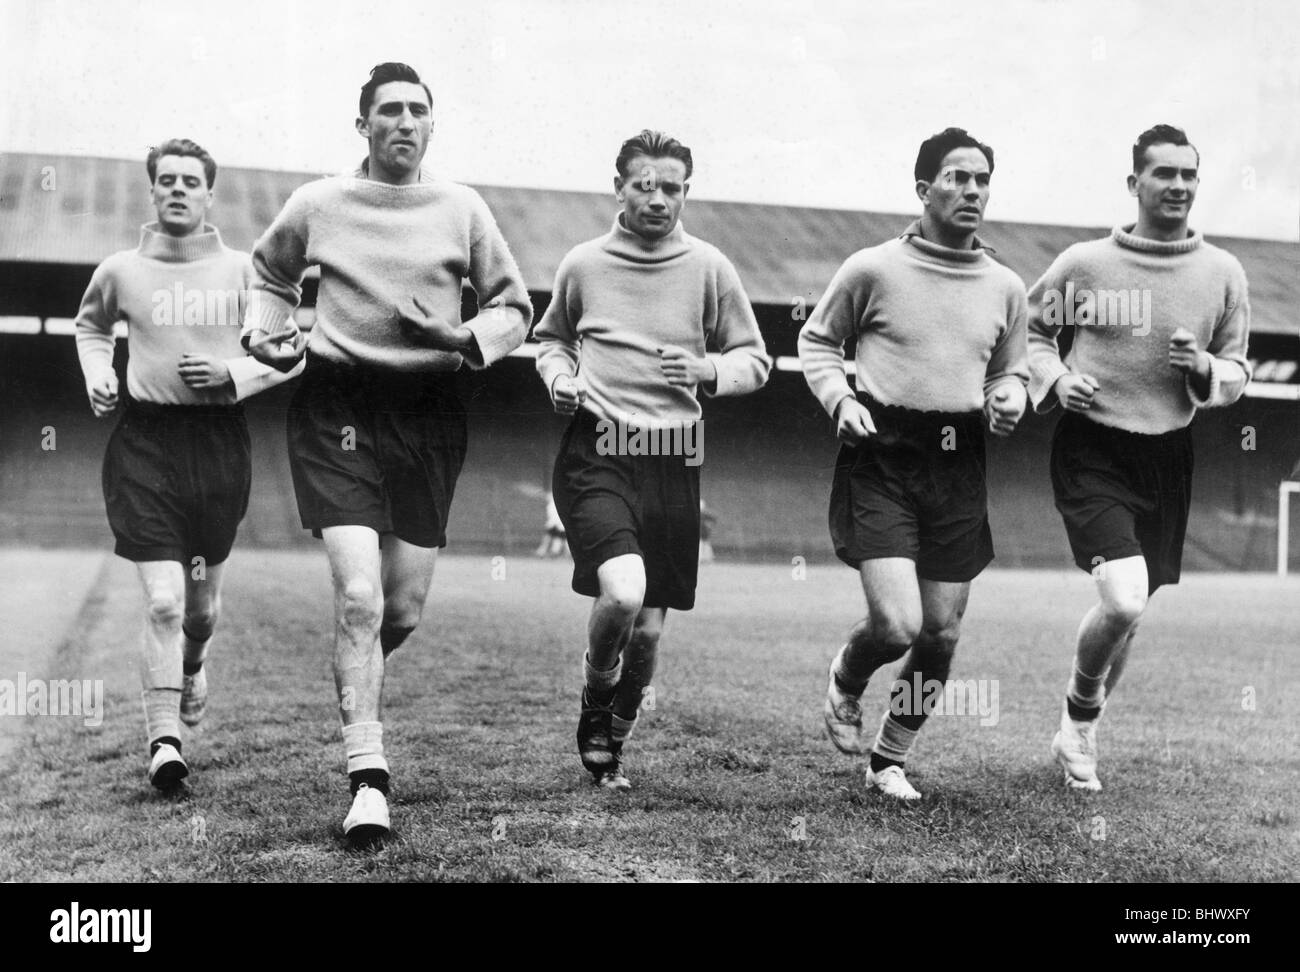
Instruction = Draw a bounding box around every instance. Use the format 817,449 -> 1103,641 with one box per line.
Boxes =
611,606 -> 665,746
178,559 -> 226,726
872,579 -> 970,774
578,554 -> 646,781
321,525 -> 392,841
136,560 -> 188,786
1053,554 -> 1148,790
379,534 -> 437,658
824,558 -> 921,754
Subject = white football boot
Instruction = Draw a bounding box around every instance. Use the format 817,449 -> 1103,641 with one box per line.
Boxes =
147,742 -> 189,790
1051,701 -> 1103,791
865,764 -> 922,801
823,652 -> 869,754
343,783 -> 391,844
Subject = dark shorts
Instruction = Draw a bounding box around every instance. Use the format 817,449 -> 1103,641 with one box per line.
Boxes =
1050,411 -> 1193,592
552,409 -> 701,611
287,353 -> 467,548
829,394 -> 993,582
102,400 -> 251,564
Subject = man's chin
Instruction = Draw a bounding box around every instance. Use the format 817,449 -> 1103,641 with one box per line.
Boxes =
634,220 -> 674,240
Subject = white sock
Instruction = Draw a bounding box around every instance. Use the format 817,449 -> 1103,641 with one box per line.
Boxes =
142,689 -> 182,746
1067,662 -> 1106,712
342,721 -> 388,775
872,713 -> 919,764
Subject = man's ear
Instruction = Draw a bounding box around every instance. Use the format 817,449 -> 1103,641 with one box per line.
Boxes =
915,179 -> 931,205
682,182 -> 690,200
613,175 -> 625,201
356,116 -> 369,139
1126,173 -> 1139,197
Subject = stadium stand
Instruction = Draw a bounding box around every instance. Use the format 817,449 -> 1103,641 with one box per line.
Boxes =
2,152 -> 1297,569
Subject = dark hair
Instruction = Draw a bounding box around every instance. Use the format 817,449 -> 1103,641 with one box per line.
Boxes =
359,62 -> 433,117
913,127 -> 994,183
146,138 -> 216,189
615,129 -> 693,181
1132,124 -> 1199,174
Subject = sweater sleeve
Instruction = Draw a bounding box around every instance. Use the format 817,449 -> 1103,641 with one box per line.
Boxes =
241,186 -> 313,349
533,254 -> 581,393
461,192 -> 532,369
1185,258 -> 1251,409
706,258 -> 771,397
798,254 -> 865,419
224,256 -> 305,399
1026,255 -> 1072,414
984,277 -> 1031,404
74,260 -> 120,392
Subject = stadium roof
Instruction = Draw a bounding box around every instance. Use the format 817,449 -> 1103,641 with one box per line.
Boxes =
1,151 -> 1297,335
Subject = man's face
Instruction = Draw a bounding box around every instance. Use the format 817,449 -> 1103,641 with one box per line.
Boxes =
1129,142 -> 1198,228
615,155 -> 689,241
917,146 -> 991,240
151,155 -> 212,237
356,80 -> 433,181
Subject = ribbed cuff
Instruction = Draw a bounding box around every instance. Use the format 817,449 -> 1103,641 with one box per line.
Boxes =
463,305 -> 525,368
240,290 -> 297,347
1029,359 -> 1070,414
1184,356 -> 1219,408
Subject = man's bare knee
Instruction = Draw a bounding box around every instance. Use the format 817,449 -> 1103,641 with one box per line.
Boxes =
339,577 -> 383,634
183,603 -> 219,639
869,612 -> 920,660
917,620 -> 960,661
383,591 -> 425,631
1099,592 -> 1146,631
630,611 -> 664,649
146,590 -> 184,630
598,571 -> 645,620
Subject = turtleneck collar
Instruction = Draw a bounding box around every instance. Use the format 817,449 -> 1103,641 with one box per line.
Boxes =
898,219 -> 992,264
1112,223 -> 1203,255
354,157 -> 435,185
138,223 -> 225,263
603,213 -> 692,263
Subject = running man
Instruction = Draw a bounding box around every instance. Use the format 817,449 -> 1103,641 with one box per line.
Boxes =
535,129 -> 771,790
799,127 -> 1029,799
1028,124 -> 1250,790
75,138 -> 300,790
243,63 -> 531,841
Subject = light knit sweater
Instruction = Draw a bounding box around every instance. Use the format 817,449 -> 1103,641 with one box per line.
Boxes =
799,220 -> 1029,416
76,223 -> 298,405
1026,225 -> 1251,433
242,166 -> 531,371
534,215 -> 771,428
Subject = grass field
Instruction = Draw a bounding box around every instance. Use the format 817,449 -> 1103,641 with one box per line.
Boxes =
1,552 -> 1297,883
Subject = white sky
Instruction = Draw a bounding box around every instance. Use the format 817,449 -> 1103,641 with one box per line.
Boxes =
2,0 -> 1298,240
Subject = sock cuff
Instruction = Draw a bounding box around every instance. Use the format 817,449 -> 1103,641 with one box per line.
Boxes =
1067,665 -> 1106,709
584,653 -> 622,693
142,688 -> 182,746
872,713 -> 920,763
342,720 -> 384,754
342,721 -> 387,776
609,713 -> 637,743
